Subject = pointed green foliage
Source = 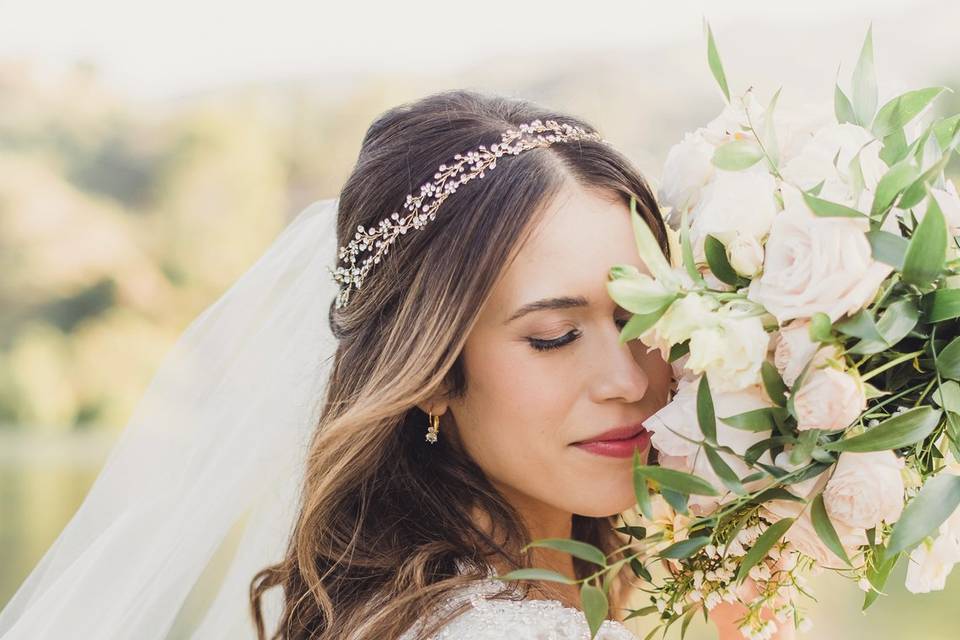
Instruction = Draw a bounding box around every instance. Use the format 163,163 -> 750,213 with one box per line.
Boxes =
763,88 -> 782,167
865,229 -> 908,270
720,407 -> 787,432
660,536 -> 712,559
737,518 -> 794,584
902,196 -> 948,289
761,361 -> 788,407
811,493 -> 852,565
888,473 -> 960,555
607,277 -> 677,315
824,406 -> 942,452
712,139 -> 764,170
629,196 -> 678,289
802,190 -> 866,218
871,160 -> 920,217
871,87 -> 948,139
938,336 -> 960,380
848,298 -> 920,355
680,207 -> 705,286
704,446 -> 747,495
852,24 -> 878,127
704,234 -> 741,285
633,449 -> 654,519
863,546 -> 898,610
581,583 -> 609,639
697,374 -> 717,444
705,21 -> 730,102
496,568 -> 577,584
925,289 -> 960,323
618,307 -> 670,345
525,538 -> 607,566
835,82 -> 856,125
634,464 -> 721,496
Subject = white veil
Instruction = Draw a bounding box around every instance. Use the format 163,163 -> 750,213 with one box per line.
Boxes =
0,197 -> 342,639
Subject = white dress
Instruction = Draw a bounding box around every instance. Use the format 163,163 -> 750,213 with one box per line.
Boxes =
397,573 -> 640,640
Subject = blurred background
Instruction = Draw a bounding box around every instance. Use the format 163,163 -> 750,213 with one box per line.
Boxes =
2,0 -> 959,637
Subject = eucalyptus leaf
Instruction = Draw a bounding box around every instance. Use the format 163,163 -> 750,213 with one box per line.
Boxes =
871,87 -> 948,139
887,473 -> 960,555
581,583 -> 609,639
802,191 -> 866,218
811,493 -> 852,565
705,21 -> 730,102
938,336 -> 960,380
526,538 -> 608,566
704,446 -> 747,495
902,196 -> 948,288
761,361 -> 788,407
633,450 -> 654,519
824,406 -> 942,452
496,568 -> 577,584
736,518 -> 794,584
697,375 -> 717,444
865,229 -> 908,271
712,139 -> 764,170
720,407 -> 787,432
660,536 -> 712,559
634,464 -> 721,496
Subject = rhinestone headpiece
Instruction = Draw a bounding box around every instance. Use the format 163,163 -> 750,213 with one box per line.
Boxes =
328,118 -> 610,309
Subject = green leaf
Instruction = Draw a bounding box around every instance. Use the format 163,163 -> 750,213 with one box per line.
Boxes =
581,583 -> 609,639
660,536 -> 712,559
737,518 -> 794,584
761,361 -> 788,407
628,196 -> 679,289
712,139 -> 764,170
863,547 -> 898,610
932,381 -> 960,413
607,277 -> 677,315
704,446 -> 747,495
705,21 -> 730,102
848,298 -> 920,355
824,406 -> 942,452
811,493 -> 852,565
697,374 -> 717,444
619,306 -> 671,344
720,407 -> 787,432
852,25 -> 877,127
526,538 -> 607,566
679,206 -> 705,286
802,190 -> 866,218
933,114 -> 960,150
899,153 -> 953,209
634,464 -> 721,496
865,229 -> 908,271
704,234 -> 741,285
879,129 -> 909,166
925,289 -> 960,323
661,487 -> 690,515
630,557 -> 653,582
763,88 -> 782,167
834,308 -> 886,342
633,450 -> 654,519
887,473 -> 960,555
496,568 -> 577,584
902,196 -> 948,288
871,160 -> 921,217
872,87 -> 948,139
938,336 -> 960,380
835,83 -> 856,125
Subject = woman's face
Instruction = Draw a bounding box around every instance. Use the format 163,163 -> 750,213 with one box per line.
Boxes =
443,179 -> 672,529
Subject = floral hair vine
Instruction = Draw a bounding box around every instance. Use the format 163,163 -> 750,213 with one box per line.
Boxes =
328,118 -> 612,309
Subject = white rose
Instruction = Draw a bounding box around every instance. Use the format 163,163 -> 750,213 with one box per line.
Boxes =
780,122 -> 887,201
659,130 -> 716,214
762,499 -> 867,569
647,378 -> 773,513
823,451 -> 905,529
792,367 -> 866,431
639,293 -> 720,361
774,319 -> 843,387
746,189 -> 896,323
905,504 -> 960,593
726,234 -> 765,278
689,170 -> 778,265
685,312 -> 770,393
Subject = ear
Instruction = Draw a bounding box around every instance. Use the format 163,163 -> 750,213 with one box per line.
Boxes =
416,383 -> 451,417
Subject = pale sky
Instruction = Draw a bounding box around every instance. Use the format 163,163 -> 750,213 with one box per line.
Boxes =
2,0 -> 918,101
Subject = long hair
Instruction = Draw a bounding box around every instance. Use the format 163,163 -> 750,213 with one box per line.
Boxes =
249,89 -> 669,639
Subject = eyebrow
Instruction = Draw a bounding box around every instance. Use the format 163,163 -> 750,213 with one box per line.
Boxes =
503,295 -> 590,325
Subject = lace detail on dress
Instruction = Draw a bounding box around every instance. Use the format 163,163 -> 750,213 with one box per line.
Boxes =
397,570 -> 639,640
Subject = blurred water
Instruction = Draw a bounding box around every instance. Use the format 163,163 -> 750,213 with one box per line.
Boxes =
2,432 -> 958,638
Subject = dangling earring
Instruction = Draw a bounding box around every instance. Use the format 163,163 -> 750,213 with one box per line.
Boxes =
426,411 -> 440,444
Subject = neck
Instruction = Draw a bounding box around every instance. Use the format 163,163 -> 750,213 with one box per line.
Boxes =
477,482 -> 582,609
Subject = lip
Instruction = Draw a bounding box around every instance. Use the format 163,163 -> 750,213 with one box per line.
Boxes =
571,423 -> 652,459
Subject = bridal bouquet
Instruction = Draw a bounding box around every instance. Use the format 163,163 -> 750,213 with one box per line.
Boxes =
502,24 -> 960,640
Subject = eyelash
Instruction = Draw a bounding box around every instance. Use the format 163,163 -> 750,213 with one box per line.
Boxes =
528,317 -> 631,352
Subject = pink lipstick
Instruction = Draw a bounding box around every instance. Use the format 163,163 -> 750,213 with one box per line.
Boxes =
571,423 -> 652,459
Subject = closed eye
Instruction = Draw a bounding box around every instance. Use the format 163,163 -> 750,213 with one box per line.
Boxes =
526,316 -> 631,352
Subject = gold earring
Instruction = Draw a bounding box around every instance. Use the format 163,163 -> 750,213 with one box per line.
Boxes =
426,411 -> 440,444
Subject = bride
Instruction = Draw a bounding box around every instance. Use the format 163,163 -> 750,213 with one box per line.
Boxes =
0,90 -> 791,639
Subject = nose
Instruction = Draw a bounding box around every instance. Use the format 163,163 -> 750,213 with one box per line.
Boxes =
588,323 -> 651,404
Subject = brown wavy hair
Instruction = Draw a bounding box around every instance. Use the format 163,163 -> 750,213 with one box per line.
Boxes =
249,89 -> 669,639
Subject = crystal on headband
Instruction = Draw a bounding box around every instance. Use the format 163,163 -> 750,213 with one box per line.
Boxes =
327,118 -> 610,309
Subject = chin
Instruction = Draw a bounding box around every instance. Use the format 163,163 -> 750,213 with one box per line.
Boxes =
568,476 -> 639,518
